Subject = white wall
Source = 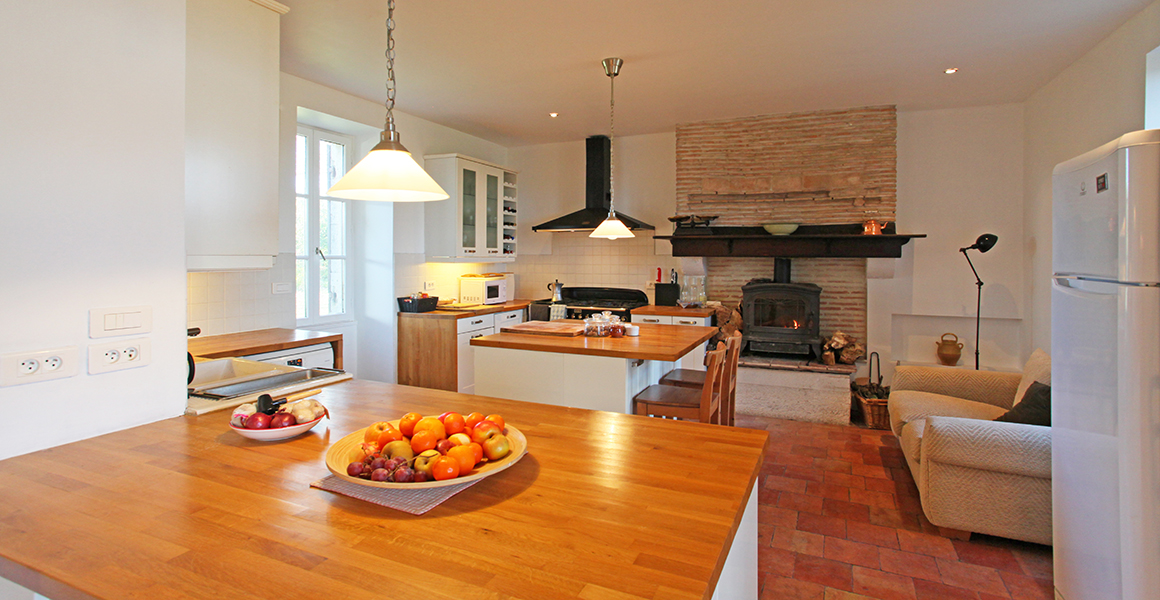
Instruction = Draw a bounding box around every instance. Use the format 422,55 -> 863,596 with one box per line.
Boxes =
1023,0 -> 1160,354
869,104 -> 1027,375
0,1 -> 188,460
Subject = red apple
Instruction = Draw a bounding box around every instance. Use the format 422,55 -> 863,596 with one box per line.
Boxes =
269,413 -> 297,429
363,421 -> 393,443
481,434 -> 511,461
472,421 -> 502,444
436,439 -> 455,455
244,413 -> 272,429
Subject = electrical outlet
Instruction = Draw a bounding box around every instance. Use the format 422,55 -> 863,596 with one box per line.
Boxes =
0,347 -> 79,387
88,338 -> 151,375
424,281 -> 437,291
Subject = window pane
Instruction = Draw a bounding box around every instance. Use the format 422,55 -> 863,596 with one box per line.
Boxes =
319,258 -> 346,316
318,139 -> 346,194
296,259 -> 308,320
320,198 -> 346,256
295,134 -> 308,195
462,168 -> 476,248
295,196 -> 308,256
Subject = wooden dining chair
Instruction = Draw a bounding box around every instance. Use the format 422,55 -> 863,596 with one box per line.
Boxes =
632,342 -> 726,424
658,331 -> 742,426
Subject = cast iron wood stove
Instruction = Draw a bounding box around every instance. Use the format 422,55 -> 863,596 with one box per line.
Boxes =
741,259 -> 823,359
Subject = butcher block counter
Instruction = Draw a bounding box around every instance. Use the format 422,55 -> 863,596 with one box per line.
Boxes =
471,322 -> 716,362
398,299 -> 531,320
0,379 -> 767,600
471,323 -> 717,413
188,327 -> 343,370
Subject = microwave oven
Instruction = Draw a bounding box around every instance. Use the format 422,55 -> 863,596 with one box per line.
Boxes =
459,275 -> 508,305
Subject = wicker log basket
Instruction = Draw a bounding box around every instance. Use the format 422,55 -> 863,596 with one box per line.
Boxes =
851,352 -> 891,429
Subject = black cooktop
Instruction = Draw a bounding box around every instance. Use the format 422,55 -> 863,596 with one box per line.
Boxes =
530,287 -> 649,309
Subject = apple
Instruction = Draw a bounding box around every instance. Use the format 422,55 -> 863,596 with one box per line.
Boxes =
363,421 -> 393,443
472,421 -> 502,444
269,413 -> 297,429
382,440 -> 414,462
482,433 -> 511,461
244,413 -> 272,429
412,449 -> 441,477
436,439 -> 455,455
448,433 -> 472,446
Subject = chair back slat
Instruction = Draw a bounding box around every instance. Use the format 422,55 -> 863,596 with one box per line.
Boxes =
699,342 -> 726,424
721,332 -> 742,426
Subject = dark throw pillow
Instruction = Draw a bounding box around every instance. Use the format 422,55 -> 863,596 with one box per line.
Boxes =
994,382 -> 1051,427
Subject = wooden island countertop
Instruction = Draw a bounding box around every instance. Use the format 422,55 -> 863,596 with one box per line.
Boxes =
471,322 -> 717,362
0,379 -> 767,600
188,327 -> 344,369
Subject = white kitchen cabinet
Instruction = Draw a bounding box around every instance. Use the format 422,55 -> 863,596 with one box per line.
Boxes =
185,0 -> 286,271
494,309 -> 525,329
456,314 -> 495,394
244,343 -> 334,369
424,154 -> 517,262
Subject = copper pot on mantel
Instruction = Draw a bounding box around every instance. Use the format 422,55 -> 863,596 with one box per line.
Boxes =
862,219 -> 889,235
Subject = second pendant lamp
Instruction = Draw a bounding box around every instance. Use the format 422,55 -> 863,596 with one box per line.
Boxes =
589,57 -> 634,240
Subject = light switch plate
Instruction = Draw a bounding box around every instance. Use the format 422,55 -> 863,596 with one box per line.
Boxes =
90,306 -> 153,338
272,282 -> 293,294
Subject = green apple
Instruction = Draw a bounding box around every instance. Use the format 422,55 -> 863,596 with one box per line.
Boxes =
482,434 -> 511,461
383,440 -> 415,462
412,449 -> 441,477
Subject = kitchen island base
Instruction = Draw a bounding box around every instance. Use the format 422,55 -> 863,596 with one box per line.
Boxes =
474,346 -> 681,413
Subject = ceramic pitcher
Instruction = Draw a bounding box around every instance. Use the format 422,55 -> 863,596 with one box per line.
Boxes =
936,333 -> 963,366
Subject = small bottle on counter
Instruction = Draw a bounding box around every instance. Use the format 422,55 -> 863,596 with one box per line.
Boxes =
608,316 -> 625,338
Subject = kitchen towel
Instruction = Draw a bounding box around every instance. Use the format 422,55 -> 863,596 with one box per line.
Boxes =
311,475 -> 481,515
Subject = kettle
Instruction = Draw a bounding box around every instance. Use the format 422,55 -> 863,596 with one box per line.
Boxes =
936,333 -> 963,366
547,279 -> 563,303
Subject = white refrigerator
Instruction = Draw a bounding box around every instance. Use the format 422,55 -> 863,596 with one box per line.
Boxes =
1052,129 -> 1160,600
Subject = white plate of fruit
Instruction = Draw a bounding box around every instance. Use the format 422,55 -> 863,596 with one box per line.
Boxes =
230,393 -> 329,441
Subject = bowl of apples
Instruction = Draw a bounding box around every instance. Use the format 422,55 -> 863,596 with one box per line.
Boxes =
325,411 -> 527,489
230,395 -> 329,441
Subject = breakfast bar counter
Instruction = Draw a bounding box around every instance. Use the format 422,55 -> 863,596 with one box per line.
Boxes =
0,379 -> 766,600
471,323 -> 717,413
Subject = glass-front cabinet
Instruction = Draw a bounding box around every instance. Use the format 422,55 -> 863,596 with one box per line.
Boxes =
424,154 -> 516,262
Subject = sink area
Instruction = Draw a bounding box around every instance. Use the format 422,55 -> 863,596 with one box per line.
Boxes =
186,357 -> 352,415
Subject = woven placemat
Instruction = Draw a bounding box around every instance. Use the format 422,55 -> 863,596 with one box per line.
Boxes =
311,475 -> 480,515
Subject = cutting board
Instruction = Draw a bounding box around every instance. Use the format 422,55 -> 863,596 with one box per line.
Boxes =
500,321 -> 585,337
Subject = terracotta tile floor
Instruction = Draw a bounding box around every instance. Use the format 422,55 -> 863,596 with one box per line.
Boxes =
735,413 -> 1054,600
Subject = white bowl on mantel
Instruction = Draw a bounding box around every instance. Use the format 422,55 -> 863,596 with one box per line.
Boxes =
762,223 -> 799,235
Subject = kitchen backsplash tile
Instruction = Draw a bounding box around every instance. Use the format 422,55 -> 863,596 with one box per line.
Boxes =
186,252 -> 296,336
507,233 -> 679,302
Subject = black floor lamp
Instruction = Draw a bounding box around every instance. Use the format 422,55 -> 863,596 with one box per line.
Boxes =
960,233 -> 998,370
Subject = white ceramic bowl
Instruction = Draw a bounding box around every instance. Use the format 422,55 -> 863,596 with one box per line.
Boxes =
762,223 -> 799,235
230,415 -> 325,441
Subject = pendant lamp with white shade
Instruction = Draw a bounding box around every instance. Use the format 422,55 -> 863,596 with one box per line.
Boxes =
327,0 -> 449,203
590,57 -> 634,240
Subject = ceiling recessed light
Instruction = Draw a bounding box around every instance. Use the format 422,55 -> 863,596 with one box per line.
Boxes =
549,112 -> 559,118
944,67 -> 959,74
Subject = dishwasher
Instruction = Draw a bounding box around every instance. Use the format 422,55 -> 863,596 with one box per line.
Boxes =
243,343 -> 334,368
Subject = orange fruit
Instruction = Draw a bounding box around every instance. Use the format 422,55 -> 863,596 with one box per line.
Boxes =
413,416 -> 446,440
431,455 -> 460,481
443,412 -> 466,436
447,444 -> 476,473
464,412 -> 485,430
375,423 -> 404,449
410,429 -> 439,454
484,414 -> 505,430
467,442 -> 484,466
398,412 -> 423,437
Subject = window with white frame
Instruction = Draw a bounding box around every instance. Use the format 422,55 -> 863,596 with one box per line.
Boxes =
296,126 -> 350,324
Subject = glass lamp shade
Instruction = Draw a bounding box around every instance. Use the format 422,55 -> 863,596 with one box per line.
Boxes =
327,144 -> 449,203
589,213 -> 634,239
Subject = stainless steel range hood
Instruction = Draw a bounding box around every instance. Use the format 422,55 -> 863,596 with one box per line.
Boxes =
531,136 -> 655,233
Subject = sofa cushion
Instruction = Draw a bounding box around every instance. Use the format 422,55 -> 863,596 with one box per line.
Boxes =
888,390 -> 1009,437
1014,349 -> 1051,406
900,419 -> 926,464
995,382 -> 1051,426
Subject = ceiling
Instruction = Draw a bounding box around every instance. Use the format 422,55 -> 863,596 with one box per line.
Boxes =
280,0 -> 1151,148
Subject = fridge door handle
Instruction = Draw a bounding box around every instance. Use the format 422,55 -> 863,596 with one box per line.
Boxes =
1052,275 -> 1124,296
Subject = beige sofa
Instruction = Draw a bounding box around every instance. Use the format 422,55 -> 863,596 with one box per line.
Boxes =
887,356 -> 1052,545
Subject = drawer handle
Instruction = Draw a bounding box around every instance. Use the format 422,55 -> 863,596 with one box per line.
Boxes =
677,319 -> 696,325
471,319 -> 483,324
642,318 -> 659,323
472,334 -> 484,339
